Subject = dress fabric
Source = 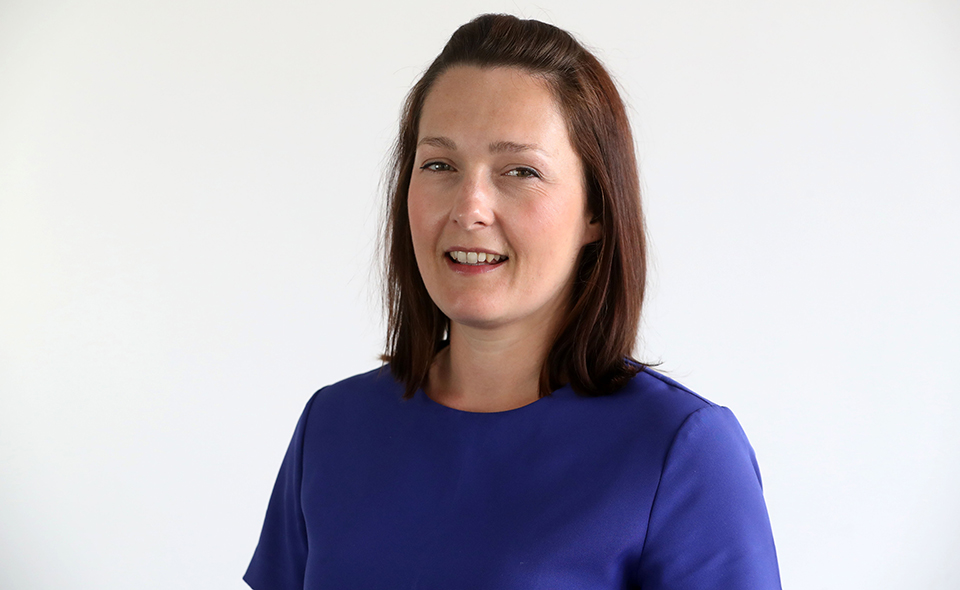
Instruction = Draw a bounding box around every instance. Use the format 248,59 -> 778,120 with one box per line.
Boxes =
244,367 -> 781,590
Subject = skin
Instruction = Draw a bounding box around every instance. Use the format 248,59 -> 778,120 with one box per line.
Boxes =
407,65 -> 601,412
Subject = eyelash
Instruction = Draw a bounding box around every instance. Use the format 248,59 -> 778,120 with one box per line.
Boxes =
505,167 -> 541,179
419,162 -> 541,179
420,161 -> 453,172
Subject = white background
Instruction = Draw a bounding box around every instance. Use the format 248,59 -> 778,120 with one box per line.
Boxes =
1,0 -> 958,588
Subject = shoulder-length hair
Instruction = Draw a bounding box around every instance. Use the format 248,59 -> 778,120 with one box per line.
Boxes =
382,13 -> 647,399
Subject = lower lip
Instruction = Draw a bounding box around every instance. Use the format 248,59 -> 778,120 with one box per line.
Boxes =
444,255 -> 506,274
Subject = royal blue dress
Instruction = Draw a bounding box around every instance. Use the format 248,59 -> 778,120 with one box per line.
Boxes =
245,367 -> 781,589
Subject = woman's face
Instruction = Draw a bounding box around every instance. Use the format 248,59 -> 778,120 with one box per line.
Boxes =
408,66 -> 600,334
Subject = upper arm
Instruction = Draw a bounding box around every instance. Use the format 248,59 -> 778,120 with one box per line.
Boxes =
244,392 -> 319,590
636,405 -> 781,590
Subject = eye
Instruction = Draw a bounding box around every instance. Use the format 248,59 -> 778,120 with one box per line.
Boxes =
420,161 -> 454,172
504,166 -> 541,179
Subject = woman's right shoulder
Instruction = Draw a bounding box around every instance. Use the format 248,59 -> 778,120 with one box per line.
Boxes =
299,365 -> 403,422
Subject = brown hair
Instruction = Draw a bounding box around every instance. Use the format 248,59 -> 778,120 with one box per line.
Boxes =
382,13 -> 646,398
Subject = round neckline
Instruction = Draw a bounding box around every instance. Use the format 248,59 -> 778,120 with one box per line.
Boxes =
414,384 -> 572,416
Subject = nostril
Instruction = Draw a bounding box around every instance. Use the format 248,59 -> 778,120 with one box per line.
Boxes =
456,207 -> 487,222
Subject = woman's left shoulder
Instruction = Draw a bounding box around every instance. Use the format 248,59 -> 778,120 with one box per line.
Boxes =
627,371 -> 780,587
602,368 -> 721,427
620,368 -> 716,405
589,368 -> 763,465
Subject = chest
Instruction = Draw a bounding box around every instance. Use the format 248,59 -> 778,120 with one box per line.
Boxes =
298,411 -> 664,589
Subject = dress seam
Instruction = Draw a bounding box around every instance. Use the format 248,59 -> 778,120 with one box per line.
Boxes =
635,405 -> 713,575
297,387 -> 326,553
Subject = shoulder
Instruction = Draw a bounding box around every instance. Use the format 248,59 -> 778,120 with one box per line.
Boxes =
296,365 -> 404,430
632,375 -> 779,586
624,370 -> 753,456
614,371 -> 763,494
616,368 -> 716,410
539,369 -> 733,467
316,366 -> 397,395
592,368 -> 719,433
307,365 -> 399,404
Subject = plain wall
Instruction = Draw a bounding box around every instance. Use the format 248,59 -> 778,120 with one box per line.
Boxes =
1,0 -> 958,588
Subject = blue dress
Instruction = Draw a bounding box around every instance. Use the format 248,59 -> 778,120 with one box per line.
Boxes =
245,367 -> 781,589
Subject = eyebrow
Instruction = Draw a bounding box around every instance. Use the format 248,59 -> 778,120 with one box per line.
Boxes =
417,136 -> 457,150
417,136 -> 549,156
489,140 -> 548,155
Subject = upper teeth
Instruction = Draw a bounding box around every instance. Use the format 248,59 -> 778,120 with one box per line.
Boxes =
450,251 -> 504,264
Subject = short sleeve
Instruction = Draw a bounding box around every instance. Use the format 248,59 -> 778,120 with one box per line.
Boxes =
244,393 -> 318,590
637,405 -> 781,589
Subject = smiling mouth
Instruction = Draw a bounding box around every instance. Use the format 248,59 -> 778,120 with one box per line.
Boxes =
447,250 -> 508,265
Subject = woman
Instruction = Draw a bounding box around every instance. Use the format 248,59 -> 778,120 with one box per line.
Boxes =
246,14 -> 780,590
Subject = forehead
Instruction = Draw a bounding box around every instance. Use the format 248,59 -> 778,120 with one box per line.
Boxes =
417,66 -> 571,149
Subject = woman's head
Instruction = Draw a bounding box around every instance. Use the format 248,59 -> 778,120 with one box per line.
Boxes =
407,65 -> 601,339
383,14 -> 646,398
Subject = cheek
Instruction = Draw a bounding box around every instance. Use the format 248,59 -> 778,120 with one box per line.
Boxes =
406,190 -> 441,258
406,185 -> 427,237
521,194 -> 588,249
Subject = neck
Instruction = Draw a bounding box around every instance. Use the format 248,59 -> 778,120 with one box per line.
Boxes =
427,321 -> 556,412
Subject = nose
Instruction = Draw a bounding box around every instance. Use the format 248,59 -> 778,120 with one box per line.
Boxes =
450,173 -> 494,229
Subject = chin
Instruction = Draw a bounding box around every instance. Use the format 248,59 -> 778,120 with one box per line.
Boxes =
442,303 -> 508,329
449,317 -> 511,331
